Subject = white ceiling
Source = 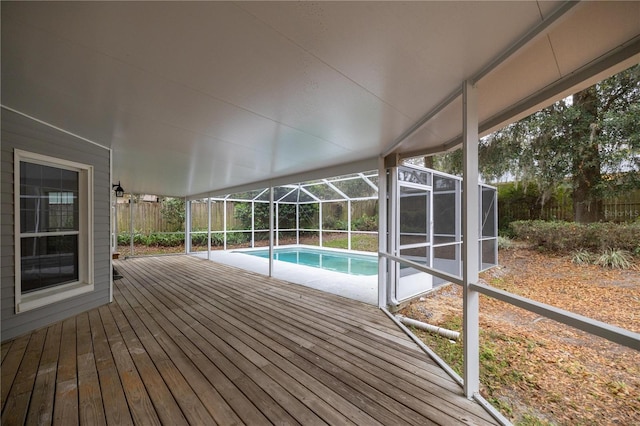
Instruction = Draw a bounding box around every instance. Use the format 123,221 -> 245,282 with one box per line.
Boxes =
2,1 -> 639,197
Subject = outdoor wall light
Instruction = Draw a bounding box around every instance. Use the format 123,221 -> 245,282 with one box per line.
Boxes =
112,181 -> 125,197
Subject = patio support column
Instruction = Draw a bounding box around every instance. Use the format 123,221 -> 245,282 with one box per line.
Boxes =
251,200 -> 255,248
223,198 -> 227,250
110,188 -> 115,302
269,187 -> 274,277
319,202 -> 323,247
207,197 -> 212,260
347,199 -> 352,251
462,80 -> 480,398
185,197 -> 192,254
275,202 -> 279,247
296,199 -> 300,245
377,156 -> 388,307
129,196 -> 134,256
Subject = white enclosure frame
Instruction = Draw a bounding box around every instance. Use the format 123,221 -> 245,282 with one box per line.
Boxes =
189,171 -> 381,253
378,82 -> 640,416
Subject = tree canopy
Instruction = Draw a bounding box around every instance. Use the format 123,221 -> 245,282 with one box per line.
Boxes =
426,64 -> 640,223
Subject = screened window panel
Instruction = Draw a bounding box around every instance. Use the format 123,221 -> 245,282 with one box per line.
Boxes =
280,190 -> 300,203
433,174 -> 457,192
297,191 -> 317,203
304,184 -> 344,201
433,192 -> 456,236
299,203 -> 319,228
277,204 -> 297,229
332,178 -> 377,198
400,246 -> 430,262
481,239 -> 498,270
398,167 -> 431,186
433,245 -> 461,277
481,186 -> 497,238
228,189 -> 264,200
20,162 -> 79,233
21,235 -> 79,293
399,187 -> 430,245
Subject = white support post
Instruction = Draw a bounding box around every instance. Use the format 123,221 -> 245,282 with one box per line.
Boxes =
388,164 -> 399,306
269,187 -> 274,277
251,200 -> 255,248
456,179 -> 462,252
377,156 -> 388,308
185,198 -> 191,254
296,201 -> 300,245
110,187 -> 115,302
319,203 -> 323,247
347,199 -> 352,251
275,202 -> 279,247
462,80 -> 480,398
207,197 -> 212,260
129,196 -> 134,256
223,199 -> 227,251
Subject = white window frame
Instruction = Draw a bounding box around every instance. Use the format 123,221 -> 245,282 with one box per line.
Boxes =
14,150 -> 94,313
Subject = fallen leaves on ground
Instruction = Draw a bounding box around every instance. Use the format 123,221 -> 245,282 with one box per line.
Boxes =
400,246 -> 640,426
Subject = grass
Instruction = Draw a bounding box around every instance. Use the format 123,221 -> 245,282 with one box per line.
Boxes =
411,313 -> 549,425
321,234 -> 378,252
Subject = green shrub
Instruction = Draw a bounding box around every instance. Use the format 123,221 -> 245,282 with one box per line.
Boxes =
595,248 -> 632,269
510,220 -> 640,254
190,233 -> 208,246
322,216 -> 348,231
211,233 -> 224,246
571,249 -> 593,265
352,214 -> 378,231
497,236 -> 513,250
118,232 -> 185,247
226,231 -> 249,245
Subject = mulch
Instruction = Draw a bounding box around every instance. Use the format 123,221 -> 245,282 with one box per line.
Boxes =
400,247 -> 640,425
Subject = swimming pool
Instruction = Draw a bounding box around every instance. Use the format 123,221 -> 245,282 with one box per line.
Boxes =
238,247 -> 378,276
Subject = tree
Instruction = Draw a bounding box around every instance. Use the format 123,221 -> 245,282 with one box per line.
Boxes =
160,198 -> 185,232
429,65 -> 640,223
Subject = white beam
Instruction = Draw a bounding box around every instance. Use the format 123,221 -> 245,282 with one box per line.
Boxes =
207,197 -> 212,260
190,157 -> 378,200
269,187 -> 274,277
378,157 -> 388,308
381,1 -> 579,158
462,80 -> 480,398
129,197 -> 134,256
185,198 -> 192,254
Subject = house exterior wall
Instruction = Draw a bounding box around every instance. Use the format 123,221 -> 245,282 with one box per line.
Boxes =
1,109 -> 111,341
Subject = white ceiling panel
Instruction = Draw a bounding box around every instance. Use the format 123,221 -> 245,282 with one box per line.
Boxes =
2,1 -> 639,197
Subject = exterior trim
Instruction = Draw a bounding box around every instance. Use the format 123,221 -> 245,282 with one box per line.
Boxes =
13,149 -> 95,313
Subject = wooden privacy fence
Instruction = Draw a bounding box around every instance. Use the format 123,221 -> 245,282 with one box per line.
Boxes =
499,191 -> 640,225
118,195 -> 639,235
115,201 -> 239,234
116,199 -> 379,234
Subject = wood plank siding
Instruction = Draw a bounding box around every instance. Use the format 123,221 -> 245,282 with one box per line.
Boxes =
2,255 -> 498,425
1,109 -> 112,342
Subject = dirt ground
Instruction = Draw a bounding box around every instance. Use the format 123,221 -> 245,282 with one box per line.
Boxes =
400,246 -> 640,425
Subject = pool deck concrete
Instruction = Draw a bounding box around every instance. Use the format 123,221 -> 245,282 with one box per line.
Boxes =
192,248 -> 378,305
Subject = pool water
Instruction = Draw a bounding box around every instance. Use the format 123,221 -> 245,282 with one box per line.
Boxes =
239,247 -> 378,276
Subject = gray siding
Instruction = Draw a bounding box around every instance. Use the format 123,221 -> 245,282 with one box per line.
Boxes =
1,109 -> 111,341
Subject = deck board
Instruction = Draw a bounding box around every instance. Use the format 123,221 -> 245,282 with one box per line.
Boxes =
1,255 -> 499,425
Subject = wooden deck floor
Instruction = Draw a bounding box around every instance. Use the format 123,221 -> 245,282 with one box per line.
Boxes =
2,255 -> 498,425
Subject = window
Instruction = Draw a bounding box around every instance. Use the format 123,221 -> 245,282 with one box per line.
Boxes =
14,150 -> 94,312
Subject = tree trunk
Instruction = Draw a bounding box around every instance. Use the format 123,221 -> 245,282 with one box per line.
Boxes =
423,156 -> 434,169
571,87 -> 603,223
